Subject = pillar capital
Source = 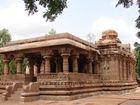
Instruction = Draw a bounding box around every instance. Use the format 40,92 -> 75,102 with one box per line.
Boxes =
43,55 -> 51,74
3,59 -> 10,63
1,54 -> 11,60
60,47 -> 71,55
61,53 -> 70,57
43,55 -> 51,59
15,57 -> 23,62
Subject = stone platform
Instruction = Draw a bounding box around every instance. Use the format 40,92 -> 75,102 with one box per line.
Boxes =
37,73 -> 137,101
1,87 -> 140,105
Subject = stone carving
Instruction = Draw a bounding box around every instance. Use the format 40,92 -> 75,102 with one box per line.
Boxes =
60,47 -> 71,55
21,82 -> 39,102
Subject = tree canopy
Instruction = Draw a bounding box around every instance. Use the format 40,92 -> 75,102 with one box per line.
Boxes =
86,33 -> 95,44
116,0 -> 140,49
134,49 -> 140,77
0,28 -> 11,47
23,0 -> 140,25
0,28 -> 11,74
116,0 -> 140,29
23,0 -> 67,22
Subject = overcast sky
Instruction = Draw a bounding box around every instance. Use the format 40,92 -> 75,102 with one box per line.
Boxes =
0,0 -> 139,48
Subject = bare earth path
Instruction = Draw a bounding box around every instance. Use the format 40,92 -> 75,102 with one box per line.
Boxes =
1,88 -> 140,105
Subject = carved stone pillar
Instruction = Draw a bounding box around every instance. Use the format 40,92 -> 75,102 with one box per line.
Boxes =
119,58 -> 122,80
62,54 -> 70,73
115,57 -> 119,80
72,55 -> 79,73
15,57 -> 22,74
86,54 -> 93,74
41,49 -> 52,74
44,55 -> 51,74
123,57 -> 127,80
121,59 -> 124,80
129,59 -> 132,80
61,47 -> 71,73
128,61 -> 132,80
127,59 -> 131,80
3,59 -> 10,75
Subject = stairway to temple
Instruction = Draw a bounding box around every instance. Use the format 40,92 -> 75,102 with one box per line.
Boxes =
8,88 -> 22,102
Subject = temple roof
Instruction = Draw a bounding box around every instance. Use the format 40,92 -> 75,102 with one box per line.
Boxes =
0,33 -> 99,54
98,29 -> 121,44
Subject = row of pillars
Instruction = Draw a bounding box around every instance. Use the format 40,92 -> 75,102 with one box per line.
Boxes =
40,53 -> 98,74
40,53 -> 80,74
3,57 -> 22,75
3,53 -> 99,75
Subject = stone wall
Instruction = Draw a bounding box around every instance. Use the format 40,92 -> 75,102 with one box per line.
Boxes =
37,73 -> 137,100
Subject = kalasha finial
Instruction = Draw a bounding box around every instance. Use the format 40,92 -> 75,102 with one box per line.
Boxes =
102,29 -> 118,38
98,29 -> 121,44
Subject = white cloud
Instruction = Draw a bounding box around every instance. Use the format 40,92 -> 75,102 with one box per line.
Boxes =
0,0 -> 138,49
91,17 -> 138,48
0,0 -> 55,40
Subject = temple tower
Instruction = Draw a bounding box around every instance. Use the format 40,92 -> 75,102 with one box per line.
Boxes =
97,29 -> 136,82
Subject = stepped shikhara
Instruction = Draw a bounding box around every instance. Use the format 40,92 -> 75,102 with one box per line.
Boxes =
0,30 -> 137,102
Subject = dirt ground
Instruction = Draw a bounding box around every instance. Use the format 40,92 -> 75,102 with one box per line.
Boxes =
1,88 -> 140,105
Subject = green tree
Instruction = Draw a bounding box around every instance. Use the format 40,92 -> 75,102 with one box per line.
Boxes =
22,58 -> 29,73
86,33 -> 95,44
134,49 -> 140,77
117,0 -> 140,29
48,28 -> 56,35
0,56 -> 3,75
116,0 -> 140,28
23,0 -> 67,21
0,28 -> 11,74
116,0 -> 133,8
116,0 -> 140,38
9,59 -> 16,74
0,28 -> 11,47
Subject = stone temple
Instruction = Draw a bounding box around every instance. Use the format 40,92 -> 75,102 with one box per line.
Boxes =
0,29 -> 137,102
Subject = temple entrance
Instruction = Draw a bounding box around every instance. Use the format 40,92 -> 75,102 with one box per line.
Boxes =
24,53 -> 43,83
50,50 -> 63,73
